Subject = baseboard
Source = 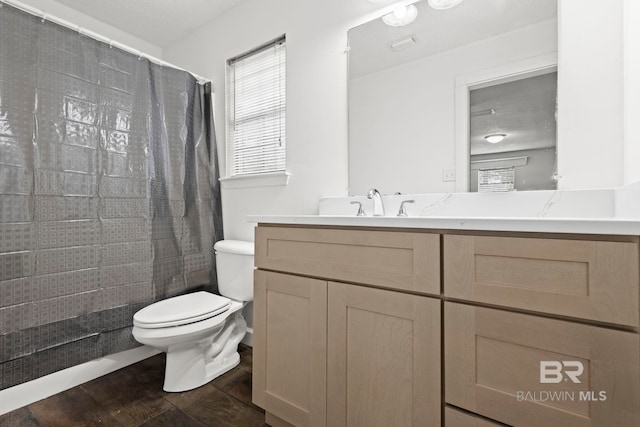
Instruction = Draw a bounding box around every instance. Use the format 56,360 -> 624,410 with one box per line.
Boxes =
0,345 -> 160,416
242,327 -> 254,347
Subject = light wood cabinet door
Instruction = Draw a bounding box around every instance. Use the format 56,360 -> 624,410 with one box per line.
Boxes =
445,302 -> 640,427
327,282 -> 441,427
444,407 -> 503,427
256,226 -> 440,295
253,270 -> 327,427
444,235 -> 639,327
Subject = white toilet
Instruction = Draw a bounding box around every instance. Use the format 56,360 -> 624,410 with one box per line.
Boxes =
132,240 -> 254,392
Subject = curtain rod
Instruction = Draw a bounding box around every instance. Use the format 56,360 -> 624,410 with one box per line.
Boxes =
0,0 -> 212,85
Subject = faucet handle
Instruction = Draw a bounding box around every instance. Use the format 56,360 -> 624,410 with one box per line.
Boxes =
397,199 -> 415,217
350,201 -> 366,216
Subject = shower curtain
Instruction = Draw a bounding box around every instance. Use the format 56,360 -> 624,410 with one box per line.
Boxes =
0,3 -> 223,390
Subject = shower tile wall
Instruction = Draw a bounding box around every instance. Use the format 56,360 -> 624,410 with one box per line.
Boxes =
0,4 -> 217,390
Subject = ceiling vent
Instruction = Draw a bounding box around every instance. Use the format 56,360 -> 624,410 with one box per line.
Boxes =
389,35 -> 417,52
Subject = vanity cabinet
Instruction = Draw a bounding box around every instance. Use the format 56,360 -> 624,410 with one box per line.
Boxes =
444,235 -> 640,326
445,302 -> 640,427
253,226 -> 442,427
444,233 -> 640,427
253,225 -> 640,427
253,270 -> 328,427
444,407 -> 503,427
327,282 -> 440,427
254,226 -> 440,296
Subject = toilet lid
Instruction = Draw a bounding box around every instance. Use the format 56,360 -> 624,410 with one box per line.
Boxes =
133,291 -> 231,329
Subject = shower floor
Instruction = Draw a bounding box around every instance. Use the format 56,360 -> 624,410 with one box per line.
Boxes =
0,344 -> 265,427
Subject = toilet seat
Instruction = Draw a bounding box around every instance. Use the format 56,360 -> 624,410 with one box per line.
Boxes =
133,291 -> 231,329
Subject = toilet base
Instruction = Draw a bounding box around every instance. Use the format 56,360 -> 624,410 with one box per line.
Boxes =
162,310 -> 247,392
205,351 -> 240,383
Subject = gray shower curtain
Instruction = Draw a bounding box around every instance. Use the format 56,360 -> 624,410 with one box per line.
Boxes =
0,3 -> 223,390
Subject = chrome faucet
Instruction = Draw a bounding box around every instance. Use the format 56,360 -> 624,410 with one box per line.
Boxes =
367,188 -> 385,216
397,199 -> 415,217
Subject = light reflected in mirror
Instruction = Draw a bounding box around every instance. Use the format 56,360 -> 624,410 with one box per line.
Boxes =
348,0 -> 558,195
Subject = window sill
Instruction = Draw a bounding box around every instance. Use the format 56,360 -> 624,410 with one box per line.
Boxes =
220,172 -> 290,189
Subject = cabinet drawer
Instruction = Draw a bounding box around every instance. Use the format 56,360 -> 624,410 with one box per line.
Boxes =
444,235 -> 639,326
256,226 -> 440,295
445,407 -> 502,427
445,302 -> 640,427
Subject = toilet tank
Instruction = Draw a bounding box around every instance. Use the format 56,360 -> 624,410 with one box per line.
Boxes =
214,240 -> 254,302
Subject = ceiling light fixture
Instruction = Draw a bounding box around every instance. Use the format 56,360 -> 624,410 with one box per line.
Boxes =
484,133 -> 507,144
382,5 -> 418,27
428,0 -> 465,10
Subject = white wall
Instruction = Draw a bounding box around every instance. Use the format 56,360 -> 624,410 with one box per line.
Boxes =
624,0 -> 640,185
9,0 -> 162,57
557,0 -> 624,189
164,0 -> 410,241
349,20 -> 557,196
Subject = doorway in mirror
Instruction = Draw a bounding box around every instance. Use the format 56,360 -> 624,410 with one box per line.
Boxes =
469,71 -> 558,192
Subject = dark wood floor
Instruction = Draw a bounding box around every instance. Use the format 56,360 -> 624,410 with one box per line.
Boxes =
0,345 -> 267,427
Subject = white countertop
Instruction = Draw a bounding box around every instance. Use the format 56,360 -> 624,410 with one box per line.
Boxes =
249,185 -> 640,236
247,215 -> 640,236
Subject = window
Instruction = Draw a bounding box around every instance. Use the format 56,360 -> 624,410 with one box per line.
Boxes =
225,36 -> 287,185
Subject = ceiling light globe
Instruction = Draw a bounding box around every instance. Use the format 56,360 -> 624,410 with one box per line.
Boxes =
382,5 -> 418,27
428,0 -> 465,10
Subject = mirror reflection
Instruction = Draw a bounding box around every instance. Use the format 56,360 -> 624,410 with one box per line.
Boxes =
469,71 -> 558,192
348,0 -> 558,195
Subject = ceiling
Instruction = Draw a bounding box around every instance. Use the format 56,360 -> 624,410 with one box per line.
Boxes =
53,0 -> 244,47
349,0 -> 558,79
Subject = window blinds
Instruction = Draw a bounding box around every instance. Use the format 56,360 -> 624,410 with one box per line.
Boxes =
226,37 -> 286,177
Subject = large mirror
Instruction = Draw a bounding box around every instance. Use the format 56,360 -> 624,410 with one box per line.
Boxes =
348,0 -> 618,195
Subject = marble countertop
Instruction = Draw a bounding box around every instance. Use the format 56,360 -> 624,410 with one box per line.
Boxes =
247,215 -> 640,236
249,185 -> 640,236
